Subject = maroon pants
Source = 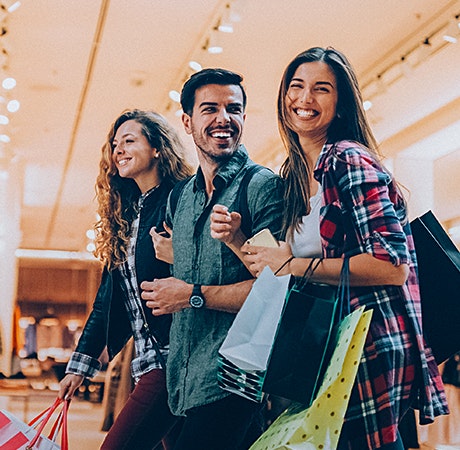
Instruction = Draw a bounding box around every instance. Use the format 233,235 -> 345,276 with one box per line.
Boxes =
100,369 -> 181,450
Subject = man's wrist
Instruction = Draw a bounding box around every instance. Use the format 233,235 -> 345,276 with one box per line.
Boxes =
189,284 -> 206,309
226,229 -> 247,251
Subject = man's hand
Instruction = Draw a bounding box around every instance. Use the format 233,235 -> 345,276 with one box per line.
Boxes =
210,204 -> 244,245
141,277 -> 191,315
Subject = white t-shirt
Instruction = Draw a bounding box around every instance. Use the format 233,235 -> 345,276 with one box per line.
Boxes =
289,184 -> 323,258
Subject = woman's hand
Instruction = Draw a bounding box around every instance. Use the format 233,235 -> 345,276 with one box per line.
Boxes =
150,222 -> 173,264
58,373 -> 84,400
241,240 -> 294,277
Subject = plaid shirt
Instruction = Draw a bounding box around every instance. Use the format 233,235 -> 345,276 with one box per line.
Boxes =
314,141 -> 448,448
67,187 -> 168,382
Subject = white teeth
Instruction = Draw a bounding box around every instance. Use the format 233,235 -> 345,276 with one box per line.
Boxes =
296,109 -> 315,118
211,131 -> 231,138
118,159 -> 129,166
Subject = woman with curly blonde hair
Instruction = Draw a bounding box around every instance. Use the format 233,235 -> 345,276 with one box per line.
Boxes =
59,109 -> 193,449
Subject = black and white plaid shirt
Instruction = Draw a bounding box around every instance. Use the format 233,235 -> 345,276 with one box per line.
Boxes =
67,187 -> 168,382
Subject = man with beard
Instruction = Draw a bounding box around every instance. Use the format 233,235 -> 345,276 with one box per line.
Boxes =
141,68 -> 283,449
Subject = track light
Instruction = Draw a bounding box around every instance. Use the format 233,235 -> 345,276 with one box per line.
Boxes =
189,60 -> 202,72
218,4 -> 234,33
207,29 -> 223,54
443,15 -> 460,43
169,90 -> 180,103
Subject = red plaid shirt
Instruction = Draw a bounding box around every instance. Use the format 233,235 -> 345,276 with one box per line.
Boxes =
314,140 -> 448,448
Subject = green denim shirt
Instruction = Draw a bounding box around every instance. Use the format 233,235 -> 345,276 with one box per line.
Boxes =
166,145 -> 284,416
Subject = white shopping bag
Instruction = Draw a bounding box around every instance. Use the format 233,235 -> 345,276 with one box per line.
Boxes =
219,266 -> 290,371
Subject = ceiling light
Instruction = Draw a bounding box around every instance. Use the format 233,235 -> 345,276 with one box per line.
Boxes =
2,77 -> 15,89
207,30 -> 223,54
7,99 -> 19,112
7,1 -> 21,13
189,60 -> 202,72
443,16 -> 460,43
363,100 -> 372,111
169,90 -> 181,103
86,229 -> 95,239
0,134 -> 10,142
208,44 -> 223,54
218,22 -> 233,33
218,3 -> 234,33
0,114 -> 8,124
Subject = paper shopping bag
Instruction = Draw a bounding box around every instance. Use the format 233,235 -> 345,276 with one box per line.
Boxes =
262,259 -> 350,406
218,266 -> 290,402
410,210 -> 460,363
250,306 -> 372,450
262,281 -> 339,405
0,397 -> 69,449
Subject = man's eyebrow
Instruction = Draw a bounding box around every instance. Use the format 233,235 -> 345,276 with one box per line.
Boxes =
198,101 -> 218,108
197,101 -> 243,108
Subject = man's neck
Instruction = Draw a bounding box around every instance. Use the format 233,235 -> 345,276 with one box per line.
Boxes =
196,154 -> 219,197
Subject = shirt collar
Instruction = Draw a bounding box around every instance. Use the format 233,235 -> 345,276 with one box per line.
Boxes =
138,183 -> 160,209
193,144 -> 249,193
313,142 -> 336,180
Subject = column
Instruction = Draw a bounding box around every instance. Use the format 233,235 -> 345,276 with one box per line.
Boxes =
0,146 -> 22,376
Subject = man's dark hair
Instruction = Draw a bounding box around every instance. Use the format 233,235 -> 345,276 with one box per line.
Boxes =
180,68 -> 247,115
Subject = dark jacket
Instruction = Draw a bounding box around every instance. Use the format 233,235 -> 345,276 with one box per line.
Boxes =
75,181 -> 173,361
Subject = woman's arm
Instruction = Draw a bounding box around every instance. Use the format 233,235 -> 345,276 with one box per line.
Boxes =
289,253 -> 409,286
241,242 -> 409,286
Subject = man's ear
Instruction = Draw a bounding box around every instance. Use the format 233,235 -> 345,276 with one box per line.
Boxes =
182,113 -> 192,135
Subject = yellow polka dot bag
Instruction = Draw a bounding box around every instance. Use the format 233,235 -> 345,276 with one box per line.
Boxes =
249,305 -> 372,450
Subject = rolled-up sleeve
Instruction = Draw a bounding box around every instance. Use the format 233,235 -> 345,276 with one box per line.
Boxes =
66,351 -> 102,379
334,148 -> 410,265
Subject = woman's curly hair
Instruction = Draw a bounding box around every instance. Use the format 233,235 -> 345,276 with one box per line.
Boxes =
94,109 -> 193,269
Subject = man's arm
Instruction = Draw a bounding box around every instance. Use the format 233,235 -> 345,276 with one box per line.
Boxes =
140,277 -> 255,315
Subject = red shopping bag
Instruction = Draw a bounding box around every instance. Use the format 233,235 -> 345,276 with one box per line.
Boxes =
0,397 -> 69,449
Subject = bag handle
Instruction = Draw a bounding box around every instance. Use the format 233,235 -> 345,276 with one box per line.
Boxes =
295,257 -> 322,291
337,258 -> 350,320
27,397 -> 70,450
295,256 -> 350,319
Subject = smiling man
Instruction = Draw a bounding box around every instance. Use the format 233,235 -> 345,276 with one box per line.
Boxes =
141,68 -> 284,449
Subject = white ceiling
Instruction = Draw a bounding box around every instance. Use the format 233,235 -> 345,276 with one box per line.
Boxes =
2,0 -> 460,253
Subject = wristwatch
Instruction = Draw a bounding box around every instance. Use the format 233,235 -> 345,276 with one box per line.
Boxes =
189,284 -> 205,309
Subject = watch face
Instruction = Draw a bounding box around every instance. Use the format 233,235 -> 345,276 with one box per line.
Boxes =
189,295 -> 205,308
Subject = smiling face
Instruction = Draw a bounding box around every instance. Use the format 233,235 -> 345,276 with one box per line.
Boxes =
285,61 -> 338,143
112,119 -> 159,192
182,83 -> 245,164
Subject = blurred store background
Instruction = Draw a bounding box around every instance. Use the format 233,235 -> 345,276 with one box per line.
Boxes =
0,1 -> 459,448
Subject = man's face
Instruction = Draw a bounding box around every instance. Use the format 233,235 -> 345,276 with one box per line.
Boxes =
182,83 -> 245,163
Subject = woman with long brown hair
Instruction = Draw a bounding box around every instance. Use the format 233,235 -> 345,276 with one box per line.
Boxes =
211,48 -> 449,449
